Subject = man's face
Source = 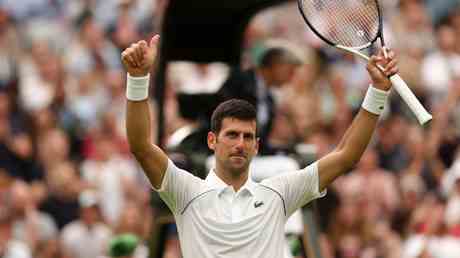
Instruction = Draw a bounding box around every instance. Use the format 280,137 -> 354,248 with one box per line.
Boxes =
208,118 -> 259,176
270,63 -> 298,87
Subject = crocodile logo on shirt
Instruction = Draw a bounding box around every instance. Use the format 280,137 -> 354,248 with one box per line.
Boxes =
254,201 -> 264,208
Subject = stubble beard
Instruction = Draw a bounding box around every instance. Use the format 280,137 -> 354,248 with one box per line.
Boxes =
220,155 -> 251,178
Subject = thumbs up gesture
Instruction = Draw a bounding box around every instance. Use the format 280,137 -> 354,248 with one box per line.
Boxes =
121,35 -> 160,77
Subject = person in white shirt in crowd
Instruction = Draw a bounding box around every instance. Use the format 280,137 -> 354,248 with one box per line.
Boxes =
9,180 -> 58,251
421,24 -> 460,104
121,34 -> 398,258
0,181 -> 32,258
81,135 -> 143,225
60,190 -> 112,258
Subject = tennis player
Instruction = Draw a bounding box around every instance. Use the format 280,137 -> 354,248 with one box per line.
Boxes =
121,35 -> 398,258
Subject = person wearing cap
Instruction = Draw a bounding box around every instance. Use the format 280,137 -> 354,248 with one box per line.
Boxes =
107,233 -> 139,258
60,190 -> 112,258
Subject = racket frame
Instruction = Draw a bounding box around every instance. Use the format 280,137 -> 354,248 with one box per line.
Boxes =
297,0 -> 432,125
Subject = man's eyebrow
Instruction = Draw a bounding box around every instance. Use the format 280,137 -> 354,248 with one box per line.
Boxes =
224,130 -> 254,136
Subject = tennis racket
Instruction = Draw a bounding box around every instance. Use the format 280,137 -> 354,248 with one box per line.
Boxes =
297,0 -> 432,125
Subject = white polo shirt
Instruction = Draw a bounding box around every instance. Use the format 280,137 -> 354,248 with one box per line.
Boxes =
155,159 -> 326,258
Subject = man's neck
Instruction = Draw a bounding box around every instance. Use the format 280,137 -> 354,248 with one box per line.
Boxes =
214,167 -> 249,192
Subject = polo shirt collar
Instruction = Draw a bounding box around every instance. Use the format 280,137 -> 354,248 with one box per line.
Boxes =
206,169 -> 256,196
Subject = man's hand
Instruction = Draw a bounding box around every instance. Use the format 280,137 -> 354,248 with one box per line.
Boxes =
121,35 -> 160,77
366,48 -> 398,91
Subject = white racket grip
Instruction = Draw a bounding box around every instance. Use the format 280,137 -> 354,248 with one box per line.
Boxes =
389,74 -> 432,125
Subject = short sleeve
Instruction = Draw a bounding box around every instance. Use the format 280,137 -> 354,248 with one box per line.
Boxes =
261,162 -> 326,217
152,159 -> 204,214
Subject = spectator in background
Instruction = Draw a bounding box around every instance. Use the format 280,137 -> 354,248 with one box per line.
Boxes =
444,174 -> 460,236
280,58 -> 322,144
113,203 -> 150,258
402,194 -> 460,258
334,150 -> 400,219
65,10 -> 121,77
34,238 -> 66,258
450,9 -> 460,52
9,180 -> 58,252
0,214 -> 32,258
0,91 -> 44,183
80,135 -> 142,225
37,128 -> 71,172
393,173 -> 427,236
107,233 -> 140,258
402,125 -> 444,190
0,8 -> 20,90
39,162 -> 82,229
391,0 -> 435,54
115,202 -> 151,240
216,46 -> 303,154
0,183 -> 32,258
421,24 -> 460,105
328,53 -> 370,110
18,40 -> 61,112
61,190 -> 112,258
103,70 -> 131,151
108,1 -> 142,51
375,115 -> 410,173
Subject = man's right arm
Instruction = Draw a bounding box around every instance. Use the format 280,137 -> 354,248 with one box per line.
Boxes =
126,99 -> 167,189
122,35 -> 168,189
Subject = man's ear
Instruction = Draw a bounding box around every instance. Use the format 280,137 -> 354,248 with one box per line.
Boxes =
207,131 -> 217,151
255,137 -> 260,155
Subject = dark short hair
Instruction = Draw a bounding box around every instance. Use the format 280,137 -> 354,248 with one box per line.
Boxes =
259,47 -> 302,68
211,99 -> 257,134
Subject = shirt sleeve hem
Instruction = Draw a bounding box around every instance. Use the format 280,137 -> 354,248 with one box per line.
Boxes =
151,159 -> 174,192
311,162 -> 327,199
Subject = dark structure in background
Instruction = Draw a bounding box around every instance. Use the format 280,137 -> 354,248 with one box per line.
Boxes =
150,1 -> 323,257
153,0 -> 285,147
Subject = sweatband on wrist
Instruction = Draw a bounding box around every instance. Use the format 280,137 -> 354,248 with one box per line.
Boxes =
361,85 -> 389,115
126,73 -> 150,101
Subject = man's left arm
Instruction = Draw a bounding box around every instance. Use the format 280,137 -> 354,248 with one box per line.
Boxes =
317,49 -> 398,192
262,49 -> 398,216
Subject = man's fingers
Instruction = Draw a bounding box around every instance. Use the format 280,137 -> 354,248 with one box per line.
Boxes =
379,47 -> 387,59
368,55 -> 382,71
384,59 -> 399,76
135,41 -> 146,66
127,44 -> 138,67
367,48 -> 398,90
121,36 -> 160,74
386,49 -> 395,60
367,55 -> 387,79
122,49 -> 138,68
149,35 -> 160,49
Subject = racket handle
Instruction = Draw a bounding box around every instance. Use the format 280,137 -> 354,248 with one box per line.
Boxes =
389,74 -> 432,125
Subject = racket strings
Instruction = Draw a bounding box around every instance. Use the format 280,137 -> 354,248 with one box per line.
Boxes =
300,0 -> 379,47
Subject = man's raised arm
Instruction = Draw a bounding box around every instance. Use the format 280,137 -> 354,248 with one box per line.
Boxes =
122,35 -> 168,189
317,49 -> 399,191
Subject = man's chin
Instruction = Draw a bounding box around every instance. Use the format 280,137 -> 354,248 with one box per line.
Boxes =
228,159 -> 249,171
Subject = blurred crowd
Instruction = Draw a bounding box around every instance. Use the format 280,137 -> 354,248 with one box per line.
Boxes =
0,0 -> 460,258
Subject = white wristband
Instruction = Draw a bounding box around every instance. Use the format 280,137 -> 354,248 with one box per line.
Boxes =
361,85 -> 389,115
126,73 -> 150,101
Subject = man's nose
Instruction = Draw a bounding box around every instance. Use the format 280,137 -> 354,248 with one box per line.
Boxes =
235,135 -> 245,149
